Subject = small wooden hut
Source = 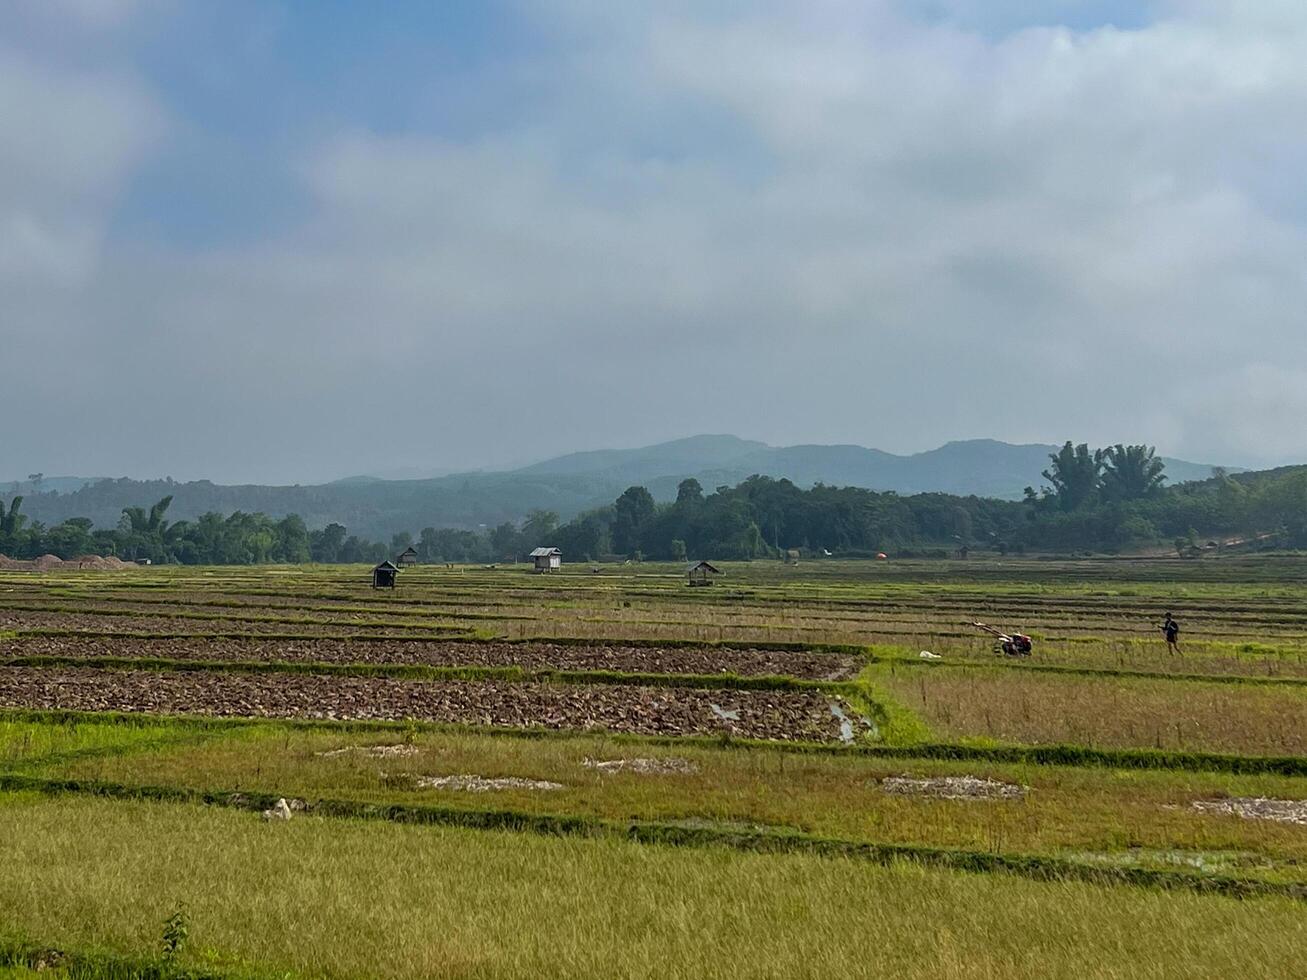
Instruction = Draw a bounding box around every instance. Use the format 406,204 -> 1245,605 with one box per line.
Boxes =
687,560 -> 722,587
529,547 -> 562,573
372,560 -> 399,589
396,546 -> 419,566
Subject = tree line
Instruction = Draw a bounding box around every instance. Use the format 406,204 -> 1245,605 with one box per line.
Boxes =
2,443 -> 1304,564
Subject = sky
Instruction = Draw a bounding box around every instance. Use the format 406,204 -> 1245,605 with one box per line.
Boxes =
3,0 -> 1306,484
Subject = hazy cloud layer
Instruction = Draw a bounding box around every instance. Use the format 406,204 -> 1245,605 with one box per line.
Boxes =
2,1 -> 1305,483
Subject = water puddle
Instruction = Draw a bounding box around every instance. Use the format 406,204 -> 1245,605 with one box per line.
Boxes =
828,702 -> 856,743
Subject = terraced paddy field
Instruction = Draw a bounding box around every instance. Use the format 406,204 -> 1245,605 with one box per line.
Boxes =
0,557 -> 1305,977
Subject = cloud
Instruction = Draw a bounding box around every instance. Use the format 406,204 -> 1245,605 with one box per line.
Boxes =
0,47 -> 162,284
15,0 -> 157,31
2,1 -> 1307,481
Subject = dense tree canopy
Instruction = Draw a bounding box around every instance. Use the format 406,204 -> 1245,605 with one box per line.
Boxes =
2,444 -> 1304,564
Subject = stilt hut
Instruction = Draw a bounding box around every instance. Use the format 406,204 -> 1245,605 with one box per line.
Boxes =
396,546 -> 419,566
687,560 -> 722,587
529,547 -> 562,573
372,560 -> 399,589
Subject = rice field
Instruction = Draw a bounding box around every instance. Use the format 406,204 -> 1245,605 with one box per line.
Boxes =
4,796 -> 1306,979
1,556 -> 1305,977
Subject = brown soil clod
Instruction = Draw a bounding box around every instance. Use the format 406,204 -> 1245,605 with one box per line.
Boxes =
0,666 -> 849,741
2,635 -> 858,680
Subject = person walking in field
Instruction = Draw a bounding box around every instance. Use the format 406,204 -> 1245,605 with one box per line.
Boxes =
1158,613 -> 1181,655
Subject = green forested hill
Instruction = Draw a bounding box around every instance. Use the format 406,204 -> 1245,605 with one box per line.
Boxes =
4,435 -> 1231,539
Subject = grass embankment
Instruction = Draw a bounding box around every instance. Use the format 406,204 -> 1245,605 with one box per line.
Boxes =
1,796 -> 1304,979
10,721 -> 1307,885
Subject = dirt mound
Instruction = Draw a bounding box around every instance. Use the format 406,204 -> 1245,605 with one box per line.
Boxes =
0,554 -> 132,572
73,555 -> 133,570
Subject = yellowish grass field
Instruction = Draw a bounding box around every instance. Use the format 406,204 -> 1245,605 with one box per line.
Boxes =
870,664 -> 1307,755
2,795 -> 1305,979
36,724 -> 1307,881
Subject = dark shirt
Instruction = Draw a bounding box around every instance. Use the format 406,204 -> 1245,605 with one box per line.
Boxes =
1163,621 -> 1179,640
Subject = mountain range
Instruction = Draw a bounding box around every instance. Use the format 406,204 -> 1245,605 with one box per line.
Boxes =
3,435 -> 1229,540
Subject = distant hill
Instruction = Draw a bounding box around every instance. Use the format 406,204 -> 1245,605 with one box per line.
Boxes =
0,476 -> 104,496
508,435 -> 1224,499
4,436 -> 1232,539
518,434 -> 770,479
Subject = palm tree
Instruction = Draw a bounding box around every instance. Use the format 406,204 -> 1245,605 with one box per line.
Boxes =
1041,442 -> 1103,511
1100,445 -> 1167,501
0,496 -> 25,551
118,496 -> 177,561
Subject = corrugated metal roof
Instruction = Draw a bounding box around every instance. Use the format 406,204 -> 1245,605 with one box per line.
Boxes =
529,547 -> 562,557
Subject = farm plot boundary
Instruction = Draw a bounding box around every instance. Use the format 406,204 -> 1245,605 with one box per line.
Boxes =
4,707 -> 1305,776
2,772 -> 1302,903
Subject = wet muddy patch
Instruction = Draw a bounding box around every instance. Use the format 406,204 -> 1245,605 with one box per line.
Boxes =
828,702 -> 856,743
1068,848 -> 1287,876
879,775 -> 1026,801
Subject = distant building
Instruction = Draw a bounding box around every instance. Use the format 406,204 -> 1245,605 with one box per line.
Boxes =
687,560 -> 722,587
372,560 -> 399,589
785,549 -> 800,565
396,546 -> 419,566
529,547 -> 562,573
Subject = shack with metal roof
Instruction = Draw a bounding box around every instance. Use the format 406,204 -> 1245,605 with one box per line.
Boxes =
529,547 -> 562,573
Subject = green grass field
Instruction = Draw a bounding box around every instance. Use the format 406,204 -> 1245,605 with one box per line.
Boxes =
1,557 -> 1305,976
